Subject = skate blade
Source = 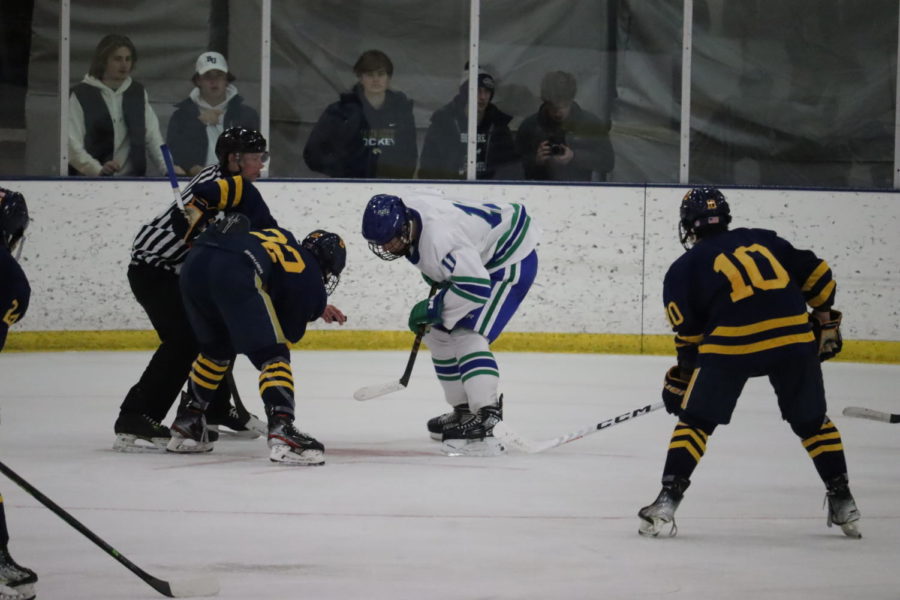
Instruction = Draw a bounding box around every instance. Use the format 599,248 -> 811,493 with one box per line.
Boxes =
208,424 -> 262,440
166,435 -> 214,453
1,581 -> 35,600
441,437 -> 506,457
112,434 -> 168,453
269,444 -> 325,466
839,521 -> 862,538
638,515 -> 677,538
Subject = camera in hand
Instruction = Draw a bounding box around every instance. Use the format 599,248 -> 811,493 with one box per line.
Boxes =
549,143 -> 565,156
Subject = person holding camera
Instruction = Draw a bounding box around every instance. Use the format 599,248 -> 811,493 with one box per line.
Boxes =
515,70 -> 614,182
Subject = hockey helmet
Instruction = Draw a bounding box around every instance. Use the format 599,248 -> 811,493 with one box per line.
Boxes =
361,194 -> 411,261
679,187 -> 731,248
0,188 -> 29,251
302,230 -> 347,296
214,127 -> 268,170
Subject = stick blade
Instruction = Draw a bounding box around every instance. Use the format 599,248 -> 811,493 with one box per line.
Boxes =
353,380 -> 406,401
491,422 -> 545,453
842,406 -> 893,423
163,575 -> 220,598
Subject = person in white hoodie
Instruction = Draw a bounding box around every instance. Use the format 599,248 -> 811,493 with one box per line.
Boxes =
166,51 -> 260,176
68,34 -> 166,177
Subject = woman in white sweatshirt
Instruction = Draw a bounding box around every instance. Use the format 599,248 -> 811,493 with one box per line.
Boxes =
68,34 -> 166,177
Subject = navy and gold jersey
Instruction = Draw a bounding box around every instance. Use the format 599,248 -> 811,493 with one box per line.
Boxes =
663,227 -> 835,369
0,245 -> 30,351
190,225 -> 326,344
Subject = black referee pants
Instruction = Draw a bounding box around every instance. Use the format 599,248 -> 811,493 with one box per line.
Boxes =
120,262 -> 231,422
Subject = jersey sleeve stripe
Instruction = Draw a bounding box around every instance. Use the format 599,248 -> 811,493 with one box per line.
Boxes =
807,279 -> 836,308
801,261 -> 830,292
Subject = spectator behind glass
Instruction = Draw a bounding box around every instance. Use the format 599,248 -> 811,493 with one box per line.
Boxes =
68,34 -> 166,177
418,65 -> 517,180
166,51 -> 260,176
303,49 -> 417,179
515,70 -> 614,182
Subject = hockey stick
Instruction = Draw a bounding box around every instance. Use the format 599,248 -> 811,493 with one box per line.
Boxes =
842,406 -> 900,423
493,401 -> 666,453
354,285 -> 438,401
0,460 -> 219,598
160,144 -> 186,211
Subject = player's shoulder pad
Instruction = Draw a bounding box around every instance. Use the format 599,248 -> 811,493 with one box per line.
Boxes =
192,176 -> 262,211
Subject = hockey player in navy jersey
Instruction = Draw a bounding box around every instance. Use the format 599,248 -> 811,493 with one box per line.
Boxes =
167,213 -> 347,465
117,128 -> 274,451
361,191 -> 540,456
638,187 -> 859,538
0,188 -> 39,600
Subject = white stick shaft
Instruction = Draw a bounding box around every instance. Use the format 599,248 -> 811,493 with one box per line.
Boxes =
842,406 -> 899,423
495,401 -> 666,454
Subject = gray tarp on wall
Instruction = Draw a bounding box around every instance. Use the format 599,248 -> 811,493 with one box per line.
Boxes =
24,0 -> 897,188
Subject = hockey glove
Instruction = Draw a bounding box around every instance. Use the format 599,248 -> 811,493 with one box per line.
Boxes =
811,309 -> 843,361
662,365 -> 690,415
408,296 -> 442,334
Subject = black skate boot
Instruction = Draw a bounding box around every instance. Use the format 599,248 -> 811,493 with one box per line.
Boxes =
0,546 -> 37,600
825,474 -> 861,538
441,404 -> 505,456
638,476 -> 690,537
427,404 -> 472,441
267,413 -> 325,466
167,392 -> 217,453
113,411 -> 171,452
206,405 -> 267,439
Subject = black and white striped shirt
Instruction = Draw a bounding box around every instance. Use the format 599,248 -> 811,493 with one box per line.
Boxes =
130,164 -> 222,272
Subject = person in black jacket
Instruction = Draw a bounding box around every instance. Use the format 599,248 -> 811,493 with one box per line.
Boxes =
166,51 -> 260,176
168,220 -> 347,465
303,49 -> 417,179
516,70 -> 614,182
418,68 -> 517,180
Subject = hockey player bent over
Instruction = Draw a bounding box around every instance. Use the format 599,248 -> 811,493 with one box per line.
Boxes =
361,192 -> 540,456
0,188 -> 39,599
638,187 -> 860,538
167,188 -> 347,465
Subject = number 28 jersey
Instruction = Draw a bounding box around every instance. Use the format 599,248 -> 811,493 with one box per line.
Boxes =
663,227 -> 836,369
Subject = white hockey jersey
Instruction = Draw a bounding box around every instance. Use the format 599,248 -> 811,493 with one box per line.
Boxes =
402,191 -> 540,330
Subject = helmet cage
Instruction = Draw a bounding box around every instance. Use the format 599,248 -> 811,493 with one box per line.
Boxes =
302,230 -> 346,296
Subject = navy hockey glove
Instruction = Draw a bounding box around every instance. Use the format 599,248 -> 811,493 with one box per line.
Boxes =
662,365 -> 690,415
408,297 -> 442,334
811,309 -> 843,362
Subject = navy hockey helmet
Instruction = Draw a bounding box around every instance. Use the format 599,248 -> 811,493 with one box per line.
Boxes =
361,194 -> 411,261
679,187 -> 731,248
0,188 -> 29,251
302,230 -> 347,296
214,127 -> 268,171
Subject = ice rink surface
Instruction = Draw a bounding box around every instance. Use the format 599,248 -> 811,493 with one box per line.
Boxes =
0,350 -> 898,600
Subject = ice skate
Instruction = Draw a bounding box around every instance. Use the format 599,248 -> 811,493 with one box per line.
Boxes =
427,404 -> 472,441
825,474 -> 862,538
638,477 -> 689,538
0,546 -> 37,600
167,397 -> 216,453
267,414 -> 325,466
112,412 -> 171,452
441,404 -> 505,457
207,405 -> 266,439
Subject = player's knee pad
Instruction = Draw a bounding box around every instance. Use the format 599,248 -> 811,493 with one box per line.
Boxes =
678,412 -> 717,437
246,344 -> 290,371
789,414 -> 827,440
